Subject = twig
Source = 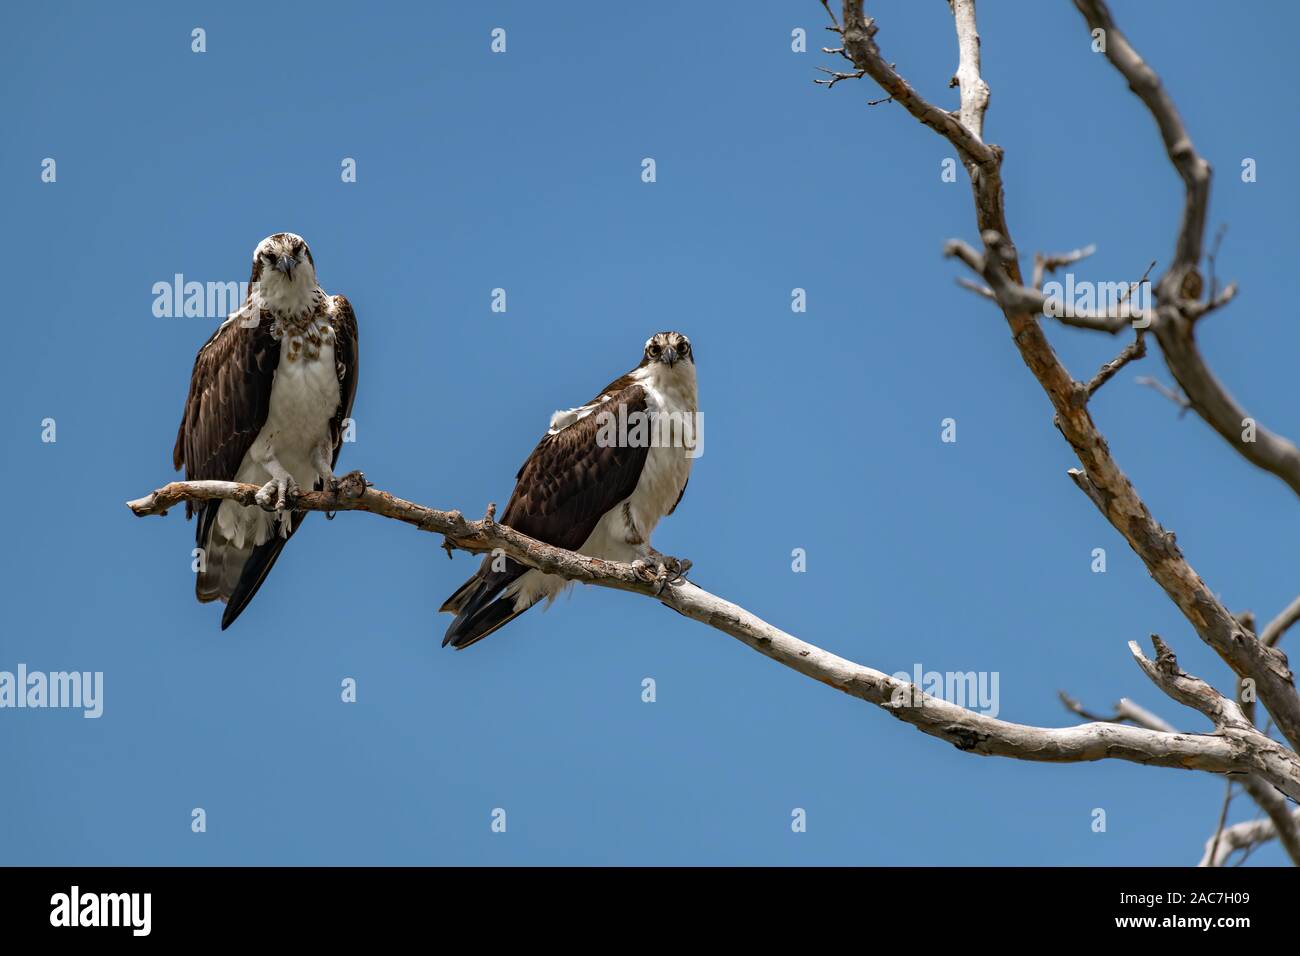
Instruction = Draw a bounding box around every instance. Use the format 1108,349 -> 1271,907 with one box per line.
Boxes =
1135,375 -> 1191,417
1205,779 -> 1235,870
1087,329 -> 1147,397
1261,596 -> 1300,649
1032,244 -> 1097,291
1199,807 -> 1300,867
955,276 -> 996,300
814,66 -> 867,89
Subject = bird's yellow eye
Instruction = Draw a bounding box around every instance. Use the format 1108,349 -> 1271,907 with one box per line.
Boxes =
649,344 -> 661,355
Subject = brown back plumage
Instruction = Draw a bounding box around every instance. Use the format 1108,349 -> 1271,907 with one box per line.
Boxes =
440,380 -> 651,648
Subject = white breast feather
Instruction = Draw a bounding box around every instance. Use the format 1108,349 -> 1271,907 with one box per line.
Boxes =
215,291 -> 342,550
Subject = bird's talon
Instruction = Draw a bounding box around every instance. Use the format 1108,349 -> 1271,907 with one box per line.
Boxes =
338,470 -> 367,499
255,478 -> 289,513
275,477 -> 299,512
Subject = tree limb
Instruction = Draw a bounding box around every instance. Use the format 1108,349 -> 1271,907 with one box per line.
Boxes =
829,0 -> 1300,753
1199,804 -> 1300,867
1060,680 -> 1300,865
1261,596 -> 1300,649
1074,0 -> 1300,497
126,478 -> 1300,800
1058,690 -> 1176,734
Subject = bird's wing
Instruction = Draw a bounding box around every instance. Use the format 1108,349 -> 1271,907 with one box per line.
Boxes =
327,294 -> 359,469
502,381 -> 651,551
172,308 -> 280,547
439,381 -> 651,648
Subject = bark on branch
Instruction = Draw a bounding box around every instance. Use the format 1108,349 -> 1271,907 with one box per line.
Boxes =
1059,684 -> 1300,866
1074,0 -> 1300,496
826,0 -> 1300,753
1199,804 -> 1300,867
126,479 -> 1300,800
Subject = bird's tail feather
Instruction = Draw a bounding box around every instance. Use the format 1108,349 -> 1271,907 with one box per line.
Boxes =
220,534 -> 292,630
440,558 -> 532,649
194,502 -> 301,630
443,596 -> 534,650
196,520 -> 252,606
438,575 -> 481,615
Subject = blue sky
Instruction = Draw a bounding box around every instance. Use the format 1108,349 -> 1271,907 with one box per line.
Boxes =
2,1 -> 1297,865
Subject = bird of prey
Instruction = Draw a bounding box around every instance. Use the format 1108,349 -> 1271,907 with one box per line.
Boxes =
440,331 -> 699,649
173,233 -> 360,629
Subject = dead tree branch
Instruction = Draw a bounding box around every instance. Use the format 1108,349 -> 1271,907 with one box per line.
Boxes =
1074,0 -> 1300,496
1199,804 -> 1300,867
825,0 -> 1300,753
125,478 -> 1300,800
1262,596 -> 1300,650
1060,681 -> 1300,866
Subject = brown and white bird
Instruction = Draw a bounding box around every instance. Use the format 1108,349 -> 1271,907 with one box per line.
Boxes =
173,233 -> 360,629
440,331 -> 699,649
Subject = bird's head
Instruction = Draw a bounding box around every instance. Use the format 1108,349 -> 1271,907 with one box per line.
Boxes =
249,232 -> 317,296
641,331 -> 694,370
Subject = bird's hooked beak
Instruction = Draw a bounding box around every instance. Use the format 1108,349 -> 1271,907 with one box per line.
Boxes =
275,254 -> 297,277
661,346 -> 679,367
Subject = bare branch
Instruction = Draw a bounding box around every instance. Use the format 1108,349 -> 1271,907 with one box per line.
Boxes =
1184,280 -> 1238,322
1205,781 -> 1235,871
126,478 -> 1300,799
1236,776 -> 1300,866
1059,691 -> 1176,734
1074,0 -> 1300,497
1033,244 -> 1097,290
828,1 -> 1300,751
1071,1 -> 1208,271
1262,596 -> 1300,650
1128,635 -> 1251,731
1199,805 -> 1300,867
1117,259 -> 1158,306
1123,636 -> 1300,815
946,240 -> 1152,333
1062,683 -> 1300,865
1135,375 -> 1192,416
814,66 -> 866,89
947,0 -> 990,143
955,276 -> 996,301
1087,330 -> 1146,397
838,10 -> 991,161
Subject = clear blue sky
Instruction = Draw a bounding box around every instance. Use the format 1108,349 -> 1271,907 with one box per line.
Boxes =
2,1 -> 1297,865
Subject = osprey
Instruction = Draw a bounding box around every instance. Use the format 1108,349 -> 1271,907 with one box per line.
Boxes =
440,331 -> 699,649
172,233 -> 360,629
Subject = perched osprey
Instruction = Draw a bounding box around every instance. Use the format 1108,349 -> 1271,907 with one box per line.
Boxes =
173,233 -> 360,629
440,331 -> 699,649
